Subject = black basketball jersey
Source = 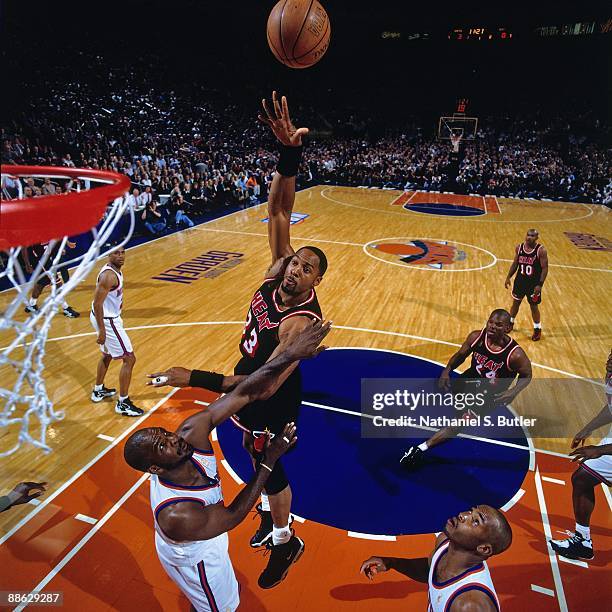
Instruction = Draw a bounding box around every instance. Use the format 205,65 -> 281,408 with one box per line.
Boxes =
236,276 -> 322,374
466,329 -> 520,388
516,243 -> 543,283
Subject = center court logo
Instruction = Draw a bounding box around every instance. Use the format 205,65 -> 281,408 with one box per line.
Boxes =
371,240 -> 466,269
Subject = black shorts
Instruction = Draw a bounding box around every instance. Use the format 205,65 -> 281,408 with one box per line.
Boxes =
512,278 -> 541,304
232,365 -> 302,435
454,370 -> 513,414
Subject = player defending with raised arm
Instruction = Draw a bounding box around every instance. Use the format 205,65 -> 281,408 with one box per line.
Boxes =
505,229 -> 548,341
360,505 -> 512,611
124,319 -> 331,612
401,309 -> 532,469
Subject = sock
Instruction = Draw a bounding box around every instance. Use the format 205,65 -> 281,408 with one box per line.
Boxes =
260,493 -> 270,512
272,523 -> 292,546
94,384 -> 103,391
575,523 -> 590,541
29,297 -> 37,307
510,317 -> 515,323
534,322 -> 542,329
62,301 -> 69,309
119,395 -> 128,403
418,442 -> 429,452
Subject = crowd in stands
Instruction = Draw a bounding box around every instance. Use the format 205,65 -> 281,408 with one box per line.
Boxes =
2,61 -> 610,208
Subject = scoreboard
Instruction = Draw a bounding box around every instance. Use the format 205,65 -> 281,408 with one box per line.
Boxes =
448,27 -> 513,41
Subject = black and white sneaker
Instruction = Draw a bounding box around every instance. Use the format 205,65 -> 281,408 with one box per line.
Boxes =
24,304 -> 39,314
250,504 -> 294,548
400,446 -> 424,470
91,386 -> 117,402
115,397 -> 144,417
63,306 -> 81,318
550,532 -> 594,560
258,532 -> 305,589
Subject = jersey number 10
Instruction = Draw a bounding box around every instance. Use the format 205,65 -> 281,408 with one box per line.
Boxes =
520,264 -> 533,276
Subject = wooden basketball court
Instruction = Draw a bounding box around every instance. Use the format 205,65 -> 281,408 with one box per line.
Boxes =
1,186 -> 610,610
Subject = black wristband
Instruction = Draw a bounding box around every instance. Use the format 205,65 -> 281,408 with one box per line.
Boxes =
277,144 -> 303,177
189,369 -> 224,392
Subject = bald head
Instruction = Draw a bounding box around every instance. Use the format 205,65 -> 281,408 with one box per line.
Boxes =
489,308 -> 511,325
485,506 -> 513,555
124,428 -> 156,472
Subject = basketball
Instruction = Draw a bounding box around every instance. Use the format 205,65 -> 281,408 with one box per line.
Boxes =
267,0 -> 331,69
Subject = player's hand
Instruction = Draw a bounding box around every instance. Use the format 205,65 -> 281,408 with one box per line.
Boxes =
438,370 -> 451,391
7,481 -> 47,508
493,388 -> 516,405
96,331 -> 106,345
531,285 -> 542,300
258,91 -> 309,147
571,427 -> 591,449
264,422 -> 297,464
25,262 -> 33,274
570,445 -> 603,462
360,556 -> 388,580
67,241 -> 76,249
286,319 -> 332,361
147,367 -> 192,387
504,278 -> 511,289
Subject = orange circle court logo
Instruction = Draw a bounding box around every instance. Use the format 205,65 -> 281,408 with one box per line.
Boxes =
372,239 -> 467,269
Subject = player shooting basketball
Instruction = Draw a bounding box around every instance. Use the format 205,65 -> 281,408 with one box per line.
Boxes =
148,91 -> 328,589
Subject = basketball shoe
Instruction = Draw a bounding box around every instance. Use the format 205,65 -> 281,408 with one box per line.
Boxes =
400,446 -> 424,469
258,532 -> 305,589
250,504 -> 294,548
115,397 -> 144,417
91,385 -> 116,402
532,328 -> 542,341
63,306 -> 80,318
550,532 -> 594,560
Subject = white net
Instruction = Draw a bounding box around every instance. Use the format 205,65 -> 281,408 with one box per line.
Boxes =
0,171 -> 133,456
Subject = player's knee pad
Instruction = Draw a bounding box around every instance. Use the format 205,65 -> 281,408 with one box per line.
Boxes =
262,459 -> 289,495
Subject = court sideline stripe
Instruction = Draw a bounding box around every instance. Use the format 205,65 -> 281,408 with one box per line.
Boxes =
534,467 -> 568,611
14,473 -> 150,612
0,388 -> 178,546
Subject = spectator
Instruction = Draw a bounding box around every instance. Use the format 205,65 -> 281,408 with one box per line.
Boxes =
141,200 -> 166,235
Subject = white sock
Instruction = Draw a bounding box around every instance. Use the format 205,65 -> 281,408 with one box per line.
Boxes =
534,322 -> 542,329
260,494 -> 270,512
62,301 -> 69,309
418,442 -> 429,452
510,317 -> 515,323
94,384 -> 103,391
29,297 -> 37,306
575,523 -> 591,541
119,395 -> 128,402
272,523 -> 292,546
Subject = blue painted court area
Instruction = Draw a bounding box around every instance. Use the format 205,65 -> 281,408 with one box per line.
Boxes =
217,348 -> 529,536
405,202 -> 485,216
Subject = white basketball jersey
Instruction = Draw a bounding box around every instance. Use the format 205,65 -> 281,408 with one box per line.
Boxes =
150,449 -> 226,567
428,541 -> 500,612
94,264 -> 123,318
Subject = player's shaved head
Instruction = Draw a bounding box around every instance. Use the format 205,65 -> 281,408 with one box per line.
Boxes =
485,506 -> 513,555
489,308 -> 511,324
124,428 -> 155,471
527,228 -> 539,236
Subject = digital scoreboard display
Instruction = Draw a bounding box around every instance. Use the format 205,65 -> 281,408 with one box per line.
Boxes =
448,27 -> 513,41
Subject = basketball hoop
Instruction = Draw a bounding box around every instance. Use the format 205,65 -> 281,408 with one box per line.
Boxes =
0,166 -> 132,456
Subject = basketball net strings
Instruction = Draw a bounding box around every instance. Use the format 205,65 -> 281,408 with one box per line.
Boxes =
0,195 -> 135,456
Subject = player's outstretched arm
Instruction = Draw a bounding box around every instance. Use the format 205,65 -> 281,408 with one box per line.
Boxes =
259,91 -> 309,265
176,320 -> 331,445
494,347 -> 532,404
572,404 -> 612,448
147,367 -> 246,391
158,425 -> 296,541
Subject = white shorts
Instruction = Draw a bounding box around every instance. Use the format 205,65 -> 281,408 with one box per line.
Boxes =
90,312 -> 133,359
158,554 -> 239,612
580,436 -> 612,486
